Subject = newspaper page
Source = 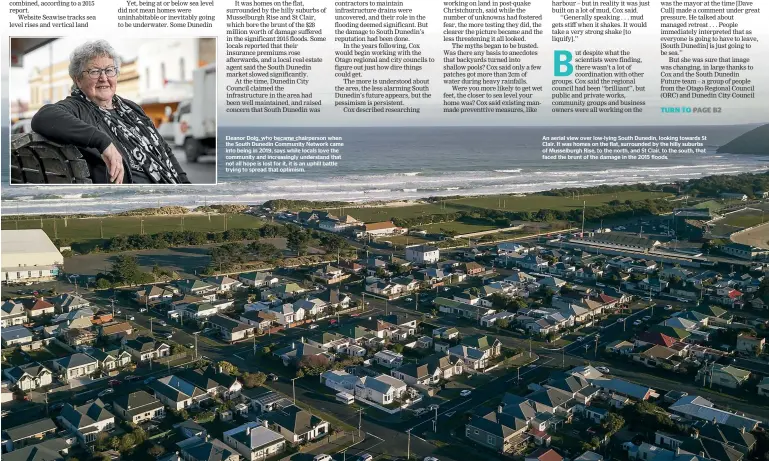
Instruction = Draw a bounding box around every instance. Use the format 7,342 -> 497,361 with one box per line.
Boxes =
1,0 -> 769,448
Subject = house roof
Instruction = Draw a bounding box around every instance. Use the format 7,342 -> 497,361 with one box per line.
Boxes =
113,390 -> 164,416
60,401 -> 114,429
365,221 -> 397,231
181,438 -> 236,461
5,362 -> 52,381
649,324 -> 691,340
207,314 -> 253,332
640,345 -> 678,360
100,322 -> 133,335
55,352 -> 97,369
150,375 -> 204,402
1,300 -> 25,316
124,335 -> 164,353
528,388 -> 573,408
695,421 -> 756,450
1,325 -> 33,342
637,331 -> 677,347
3,418 -> 57,441
23,298 -> 55,311
49,293 -> 89,310
669,396 -> 760,430
590,378 -> 654,400
500,393 -> 537,420
468,410 -> 526,438
362,374 -> 406,394
713,365 -> 750,382
268,404 -> 324,435
275,341 -> 325,360
527,448 -> 564,461
224,423 -> 284,450
2,440 -> 66,461
679,435 -> 743,461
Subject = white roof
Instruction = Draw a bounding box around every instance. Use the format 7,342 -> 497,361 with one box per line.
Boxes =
1,230 -> 63,269
669,395 -> 760,430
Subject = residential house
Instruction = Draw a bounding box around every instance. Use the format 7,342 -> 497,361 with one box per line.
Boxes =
303,332 -> 351,352
49,293 -> 90,313
113,390 -> 165,424
633,345 -> 680,369
321,370 -> 362,394
3,438 -> 69,461
373,350 -> 404,369
175,420 -> 208,440
590,377 -> 657,401
274,342 -> 330,367
2,418 -> 58,451
239,311 -> 276,333
311,265 -> 349,285
1,325 -> 34,347
269,304 -> 304,326
654,431 -> 747,461
207,314 -> 256,342
391,354 -> 463,387
222,422 -> 285,461
23,298 -> 56,318
434,297 -> 495,320
270,283 -> 306,300
97,321 -> 134,340
700,365 -> 750,389
1,301 -> 27,327
181,303 -> 220,322
85,348 -> 132,372
123,336 -> 170,362
365,280 -> 404,298
417,268 -> 449,285
179,437 -> 240,461
239,272 -> 279,288
480,311 -> 515,328
363,221 -> 403,236
58,400 -> 115,444
52,353 -> 98,384
267,404 -> 329,444
735,334 -> 765,355
668,395 -> 760,431
354,374 -> 407,406
134,285 -> 175,305
175,279 -> 216,298
150,375 -> 208,410
206,276 -> 243,293
689,421 -> 756,455
249,389 -> 291,414
405,245 -> 440,264
317,289 -> 351,311
604,340 -> 635,356
292,298 -> 327,319
178,366 -> 243,399
465,409 -> 529,453
4,362 -> 54,391
528,387 -> 575,415
526,448 -> 564,461
432,326 -> 459,340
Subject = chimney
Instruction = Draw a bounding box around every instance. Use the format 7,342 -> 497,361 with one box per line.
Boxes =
262,420 -> 268,428
291,342 -> 296,350
245,425 -> 251,435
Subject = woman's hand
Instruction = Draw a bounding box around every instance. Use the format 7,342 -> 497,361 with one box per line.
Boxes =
101,143 -> 125,184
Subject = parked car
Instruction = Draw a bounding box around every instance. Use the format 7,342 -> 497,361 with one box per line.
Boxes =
139,308 -> 148,313
187,343 -> 195,349
144,376 -> 156,385
268,373 -> 278,381
157,320 -> 167,326
664,305 -> 674,310
405,297 -> 413,302
308,324 -> 319,330
164,333 -> 173,340
642,316 -> 651,321
128,316 -> 135,321
633,320 -> 642,326
460,389 -> 472,397
124,375 -> 140,382
108,379 -> 122,387
98,388 -> 114,397
314,455 -> 333,461
424,457 -> 439,461
596,366 -> 610,374
358,454 -> 373,461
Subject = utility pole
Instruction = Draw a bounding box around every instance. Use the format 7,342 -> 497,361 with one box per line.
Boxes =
100,219 -> 104,239
594,333 -> 600,357
581,200 -> 586,236
528,335 -> 532,358
415,291 -> 419,311
194,333 -> 198,360
385,298 -> 388,316
357,408 -> 363,438
150,317 -> 153,335
433,405 -> 438,432
407,429 -> 411,460
291,377 -> 298,403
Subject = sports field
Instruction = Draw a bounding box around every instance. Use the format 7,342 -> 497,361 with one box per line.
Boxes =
0,213 -> 263,241
719,207 -> 768,229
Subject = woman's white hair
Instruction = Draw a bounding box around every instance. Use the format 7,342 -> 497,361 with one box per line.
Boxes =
69,39 -> 121,88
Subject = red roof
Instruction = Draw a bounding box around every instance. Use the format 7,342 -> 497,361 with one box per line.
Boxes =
24,298 -> 54,310
637,331 -> 676,348
598,294 -> 617,304
728,289 -> 742,299
528,448 -> 563,461
365,221 -> 397,231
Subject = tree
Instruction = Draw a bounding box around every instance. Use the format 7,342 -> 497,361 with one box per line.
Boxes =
287,227 -> 309,256
119,433 -> 136,453
217,361 -> 239,375
496,318 -> 510,330
242,371 -> 267,388
110,255 -> 141,285
147,445 -> 166,458
392,343 -> 404,353
94,432 -> 109,451
602,412 -> 625,436
132,427 -> 147,445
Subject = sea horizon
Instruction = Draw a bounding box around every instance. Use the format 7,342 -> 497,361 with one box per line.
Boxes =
2,125 -> 768,216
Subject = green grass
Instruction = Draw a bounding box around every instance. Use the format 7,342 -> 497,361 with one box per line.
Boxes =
25,348 -> 56,362
720,210 -> 766,228
448,191 -> 670,212
323,203 -> 455,223
421,221 -> 497,235
1,214 -> 264,241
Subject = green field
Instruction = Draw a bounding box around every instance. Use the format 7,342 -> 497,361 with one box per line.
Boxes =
447,191 -> 671,212
421,220 -> 497,235
321,203 -> 454,223
720,209 -> 767,228
1,214 -> 264,241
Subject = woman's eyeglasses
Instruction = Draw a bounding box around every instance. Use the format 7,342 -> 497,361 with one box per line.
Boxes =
83,67 -> 118,79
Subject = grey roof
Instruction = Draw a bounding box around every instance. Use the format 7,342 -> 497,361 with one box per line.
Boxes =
590,378 -> 653,400
362,375 -> 406,394
500,393 -> 537,420
55,352 -> 97,369
150,375 -> 203,402
694,421 -> 756,450
2,439 -> 67,461
124,335 -> 163,353
49,293 -> 89,310
267,404 -> 324,435
528,387 -> 574,409
5,362 -> 52,381
182,438 -> 236,461
59,401 -> 114,429
226,424 -> 284,450
113,390 -> 164,417
669,395 -> 760,430
467,410 -> 526,438
3,418 -> 58,441
1,300 -> 25,316
207,314 -> 253,332
2,325 -> 33,342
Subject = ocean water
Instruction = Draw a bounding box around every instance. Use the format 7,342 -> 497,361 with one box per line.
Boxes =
2,125 -> 768,215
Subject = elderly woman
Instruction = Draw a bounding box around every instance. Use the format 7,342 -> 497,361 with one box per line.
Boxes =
31,40 -> 189,184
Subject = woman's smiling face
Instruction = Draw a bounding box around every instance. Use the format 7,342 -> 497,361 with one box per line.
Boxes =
78,55 -> 117,105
